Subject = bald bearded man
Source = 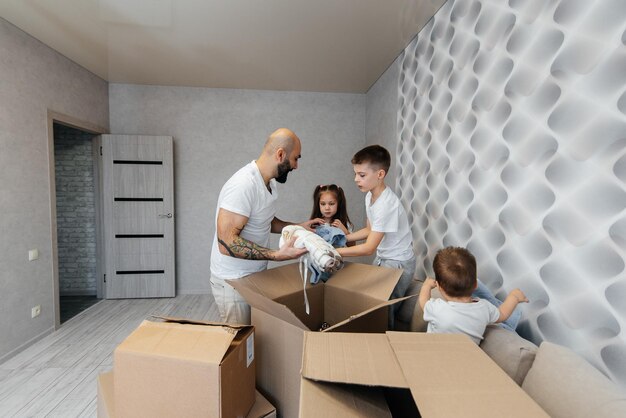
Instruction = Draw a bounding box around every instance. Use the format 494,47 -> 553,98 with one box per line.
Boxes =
210,128 -> 323,324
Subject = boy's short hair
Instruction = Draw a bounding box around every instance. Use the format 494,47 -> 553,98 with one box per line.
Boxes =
351,145 -> 391,173
433,247 -> 477,297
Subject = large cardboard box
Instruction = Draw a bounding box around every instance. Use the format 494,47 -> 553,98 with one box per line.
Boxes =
97,371 -> 115,418
228,262 -> 412,418
113,318 -> 256,418
299,332 -> 549,418
98,371 -> 276,418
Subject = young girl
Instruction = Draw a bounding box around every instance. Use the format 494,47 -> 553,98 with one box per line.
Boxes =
310,184 -> 353,245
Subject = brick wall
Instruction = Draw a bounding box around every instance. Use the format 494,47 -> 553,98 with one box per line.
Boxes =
54,124 -> 97,295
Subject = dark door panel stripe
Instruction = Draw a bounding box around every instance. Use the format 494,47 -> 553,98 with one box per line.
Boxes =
115,234 -> 164,238
114,197 -> 163,202
113,160 -> 163,165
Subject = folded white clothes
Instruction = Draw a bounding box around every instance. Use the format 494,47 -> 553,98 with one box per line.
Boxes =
279,225 -> 344,314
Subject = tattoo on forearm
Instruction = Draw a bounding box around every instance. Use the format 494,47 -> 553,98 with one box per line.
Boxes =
218,237 -> 274,260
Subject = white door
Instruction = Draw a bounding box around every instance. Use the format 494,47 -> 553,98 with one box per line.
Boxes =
101,135 -> 175,298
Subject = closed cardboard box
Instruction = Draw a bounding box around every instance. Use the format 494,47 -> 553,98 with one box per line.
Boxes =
98,372 -> 276,418
228,262 -> 414,418
113,318 -> 255,418
299,332 -> 549,418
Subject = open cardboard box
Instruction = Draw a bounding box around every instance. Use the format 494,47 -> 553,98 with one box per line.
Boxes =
299,332 -> 549,418
98,371 -> 276,418
112,317 -> 256,418
228,262 -> 414,418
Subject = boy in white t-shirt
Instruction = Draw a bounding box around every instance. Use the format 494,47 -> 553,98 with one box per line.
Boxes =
418,247 -> 528,344
337,145 -> 416,329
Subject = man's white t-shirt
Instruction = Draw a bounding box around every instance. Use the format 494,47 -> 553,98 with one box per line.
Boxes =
210,161 -> 278,279
423,298 -> 501,344
365,187 -> 413,261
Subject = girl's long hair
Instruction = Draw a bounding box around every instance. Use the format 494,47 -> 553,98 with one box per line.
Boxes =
310,184 -> 352,229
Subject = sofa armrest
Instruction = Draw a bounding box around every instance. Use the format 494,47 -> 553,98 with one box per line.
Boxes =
480,325 -> 538,385
522,342 -> 626,418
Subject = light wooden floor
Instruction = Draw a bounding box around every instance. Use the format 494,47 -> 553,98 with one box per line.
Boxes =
0,295 -> 220,417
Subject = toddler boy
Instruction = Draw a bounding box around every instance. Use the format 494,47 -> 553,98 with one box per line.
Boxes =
418,246 -> 528,344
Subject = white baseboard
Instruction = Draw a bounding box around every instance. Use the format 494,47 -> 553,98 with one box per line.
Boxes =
0,326 -> 54,365
177,288 -> 211,295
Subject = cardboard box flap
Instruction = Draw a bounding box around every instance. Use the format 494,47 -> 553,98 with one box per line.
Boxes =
322,294 -> 417,333
325,263 -> 403,301
233,263 -> 312,299
301,332 -> 408,389
227,279 -> 309,331
116,320 -> 238,364
299,378 -> 391,418
153,315 -> 253,330
249,390 -> 276,418
386,332 -> 549,418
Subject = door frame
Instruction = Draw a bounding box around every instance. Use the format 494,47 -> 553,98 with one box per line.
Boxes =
46,110 -> 108,329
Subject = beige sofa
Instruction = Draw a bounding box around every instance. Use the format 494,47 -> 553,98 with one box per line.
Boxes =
397,279 -> 626,418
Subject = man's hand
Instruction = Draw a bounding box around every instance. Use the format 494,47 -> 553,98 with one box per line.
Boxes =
273,235 -> 308,261
300,218 -> 325,231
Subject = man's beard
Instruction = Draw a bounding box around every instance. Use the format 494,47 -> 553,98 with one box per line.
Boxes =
275,160 -> 292,184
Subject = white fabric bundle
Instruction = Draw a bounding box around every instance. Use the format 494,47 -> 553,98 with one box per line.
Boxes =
279,225 -> 344,314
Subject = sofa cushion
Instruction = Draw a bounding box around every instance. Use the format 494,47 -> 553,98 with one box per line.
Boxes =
396,278 -> 423,325
479,325 -> 537,385
522,342 -> 626,418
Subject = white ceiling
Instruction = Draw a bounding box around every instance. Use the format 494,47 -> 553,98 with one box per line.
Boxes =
0,0 -> 445,93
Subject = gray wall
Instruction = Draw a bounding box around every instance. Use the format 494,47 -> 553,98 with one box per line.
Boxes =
54,124 -> 97,296
109,84 -> 367,294
395,0 -> 626,386
365,56 -> 402,189
0,19 -> 109,361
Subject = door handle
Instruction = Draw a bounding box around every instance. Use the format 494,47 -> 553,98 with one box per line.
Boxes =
159,213 -> 173,218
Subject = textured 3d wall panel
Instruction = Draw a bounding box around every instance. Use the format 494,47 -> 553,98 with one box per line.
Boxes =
397,0 -> 626,385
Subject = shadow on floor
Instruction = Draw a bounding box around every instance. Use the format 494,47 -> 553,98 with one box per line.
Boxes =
60,295 -> 101,323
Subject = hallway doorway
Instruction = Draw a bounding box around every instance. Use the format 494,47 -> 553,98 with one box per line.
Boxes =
53,123 -> 101,323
